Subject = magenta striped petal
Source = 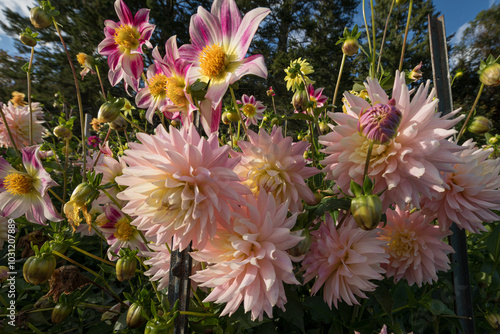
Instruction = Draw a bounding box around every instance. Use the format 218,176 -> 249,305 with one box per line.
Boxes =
108,68 -> 124,86
229,7 -> 270,59
178,44 -> 200,63
135,88 -> 154,110
165,36 -> 180,67
190,7 -> 222,49
231,55 -> 267,83
205,76 -> 231,106
114,0 -> 133,25
0,157 -> 15,179
121,53 -> 143,79
0,194 -> 29,219
212,0 -> 242,44
98,37 -> 119,56
107,49 -> 123,70
139,24 -> 155,43
133,8 -> 150,26
103,20 -> 119,35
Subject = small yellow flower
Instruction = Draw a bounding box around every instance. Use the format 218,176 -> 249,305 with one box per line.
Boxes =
284,58 -> 315,91
10,91 -> 27,107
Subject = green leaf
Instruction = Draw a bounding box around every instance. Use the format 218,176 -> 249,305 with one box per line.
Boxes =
374,285 -> 394,322
312,196 -> 351,217
427,300 -> 455,316
303,296 -> 334,324
486,224 -> 500,263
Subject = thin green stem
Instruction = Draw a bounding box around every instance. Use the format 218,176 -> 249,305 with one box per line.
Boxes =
91,127 -> 112,170
363,141 -> 374,182
49,188 -> 65,206
121,112 -> 145,132
332,54 -> 346,112
77,302 -> 113,310
71,245 -> 116,266
95,65 -> 106,97
456,82 -> 485,142
399,0 -> 413,72
0,105 -> 20,155
230,87 -> 248,138
63,139 -> 69,203
27,47 -> 35,145
362,0 -> 372,69
370,0 -> 376,78
377,0 -> 395,75
53,19 -> 86,181
179,311 -> 216,317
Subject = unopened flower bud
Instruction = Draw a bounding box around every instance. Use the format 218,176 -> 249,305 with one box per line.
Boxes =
342,38 -> 359,56
69,183 -> 95,206
468,116 -> 492,134
358,98 -> 402,144
109,116 -> 127,131
52,303 -> 73,324
53,125 -> 72,140
30,7 -> 52,29
485,313 -> 500,329
271,117 -> 280,126
409,62 -> 423,81
221,111 -> 231,124
489,136 -> 499,145
19,33 -> 37,47
480,63 -> 500,86
292,89 -> 309,113
350,194 -> 382,230
127,303 -> 147,328
267,86 -> 275,97
455,70 -> 463,79
224,110 -> 240,123
0,266 -> 9,283
98,101 -> 121,123
319,121 -> 329,133
116,256 -> 137,281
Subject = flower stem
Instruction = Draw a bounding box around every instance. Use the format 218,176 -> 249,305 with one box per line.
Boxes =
95,65 -> 106,97
362,0 -> 372,70
120,112 -> 145,132
377,0 -> 395,75
230,87 -> 248,138
399,0 -> 413,72
63,139 -> 69,203
0,104 -> 20,155
91,127 -> 112,170
363,141 -> 374,181
456,82 -> 485,142
71,245 -> 116,266
53,19 -> 86,181
370,0 -> 376,77
27,46 -> 35,145
179,311 -> 216,317
332,54 -> 346,112
49,188 -> 65,205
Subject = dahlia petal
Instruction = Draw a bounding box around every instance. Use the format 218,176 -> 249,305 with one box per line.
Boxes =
230,54 -> 267,83
212,0 -> 242,47
190,7 -> 221,49
133,8 -> 150,26
121,53 -> 143,80
229,7 -> 270,59
114,0 -> 133,25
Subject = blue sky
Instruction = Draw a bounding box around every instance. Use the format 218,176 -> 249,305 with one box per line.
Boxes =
0,0 -> 498,56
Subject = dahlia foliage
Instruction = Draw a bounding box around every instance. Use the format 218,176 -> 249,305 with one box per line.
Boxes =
3,0 -> 500,332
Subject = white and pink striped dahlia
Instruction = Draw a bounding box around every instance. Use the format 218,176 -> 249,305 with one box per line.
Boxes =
320,72 -> 464,209
379,207 -> 453,287
190,191 -> 303,321
116,124 -> 248,251
421,140 -> 500,233
302,214 -> 388,308
0,102 -> 47,149
233,127 -> 320,212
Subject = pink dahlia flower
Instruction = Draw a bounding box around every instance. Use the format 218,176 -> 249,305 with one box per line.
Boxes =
302,214 -> 388,308
97,205 -> 149,260
307,84 -> 328,109
233,127 -> 320,212
93,156 -> 128,211
116,124 -> 249,251
421,140 -> 500,233
379,207 -> 453,287
98,0 -> 155,91
0,102 -> 47,149
191,191 -> 303,321
237,94 -> 266,126
320,71 -> 464,209
179,0 -> 269,128
87,135 -> 101,148
0,146 -> 62,224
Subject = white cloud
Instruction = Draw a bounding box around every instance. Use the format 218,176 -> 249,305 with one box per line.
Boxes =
450,22 -> 470,45
0,0 -> 36,53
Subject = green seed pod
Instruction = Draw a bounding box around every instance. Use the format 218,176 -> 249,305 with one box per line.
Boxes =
144,319 -> 174,334
342,38 -> 359,56
19,33 -> 37,47
350,194 -> 382,231
98,101 -> 121,123
53,125 -> 72,140
30,7 -> 52,29
116,256 -> 137,281
51,303 -> 73,324
292,89 -> 309,113
23,255 -> 56,284
468,116 -> 492,134
126,303 -> 147,328
480,63 -> 500,87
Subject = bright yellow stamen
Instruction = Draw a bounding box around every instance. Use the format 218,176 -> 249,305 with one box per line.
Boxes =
4,173 -> 33,195
388,230 -> 416,257
76,53 -> 87,66
242,104 -> 256,117
114,219 -> 134,241
199,44 -> 227,78
166,77 -> 187,107
114,25 -> 140,51
148,73 -> 168,98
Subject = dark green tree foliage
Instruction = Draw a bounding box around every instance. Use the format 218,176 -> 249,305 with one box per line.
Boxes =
451,4 -> 500,135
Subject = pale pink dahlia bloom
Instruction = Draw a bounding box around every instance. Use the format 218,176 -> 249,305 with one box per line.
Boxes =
98,0 -> 155,91
233,127 -> 320,212
302,214 -> 388,308
97,205 -> 149,260
191,192 -> 303,321
116,124 -> 248,251
421,139 -> 500,233
179,0 -> 269,129
379,207 -> 453,287
0,102 -> 47,149
93,156 -> 128,211
237,94 -> 266,126
0,146 -> 62,224
355,324 -> 413,334
320,71 -> 464,209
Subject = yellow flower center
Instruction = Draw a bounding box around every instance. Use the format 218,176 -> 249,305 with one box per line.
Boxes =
148,73 -> 168,98
114,219 -> 134,241
388,230 -> 417,257
199,44 -> 227,78
3,173 -> 33,195
114,25 -> 140,51
77,53 -> 87,66
242,104 -> 256,117
166,77 -> 188,107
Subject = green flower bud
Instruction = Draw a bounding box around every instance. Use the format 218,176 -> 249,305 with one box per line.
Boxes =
480,63 -> 500,87
23,254 -> 56,285
292,89 -> 309,113
69,183 -> 96,206
319,121 -> 329,133
53,125 -> 72,140
30,7 -> 52,29
342,38 -> 359,56
98,101 -> 121,123
116,256 -> 137,281
468,116 -> 492,134
350,194 -> 382,230
485,313 -> 500,329
127,303 -> 147,328
19,33 -> 37,47
51,303 -> 73,324
109,116 -> 127,131
489,136 -> 499,145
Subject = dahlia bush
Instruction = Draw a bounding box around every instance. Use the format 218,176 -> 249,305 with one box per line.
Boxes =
1,0 -> 500,333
